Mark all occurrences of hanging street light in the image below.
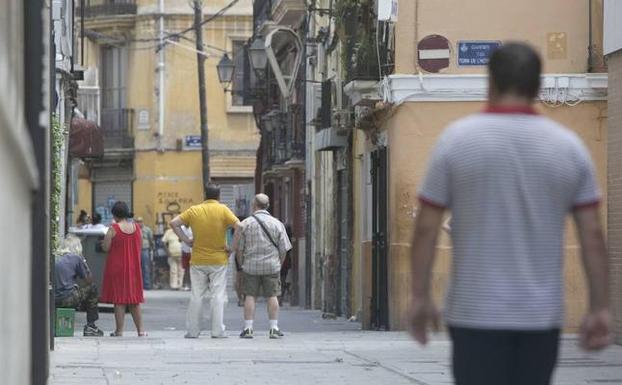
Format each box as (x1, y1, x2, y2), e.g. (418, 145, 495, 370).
(248, 36, 268, 73)
(216, 54, 235, 86)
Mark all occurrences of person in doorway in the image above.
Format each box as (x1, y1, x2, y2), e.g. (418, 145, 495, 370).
(235, 194, 292, 339)
(100, 201, 146, 337)
(170, 183, 240, 338)
(180, 224, 193, 291)
(409, 43, 612, 385)
(162, 225, 184, 290)
(54, 234, 104, 336)
(136, 217, 154, 290)
(278, 224, 293, 306)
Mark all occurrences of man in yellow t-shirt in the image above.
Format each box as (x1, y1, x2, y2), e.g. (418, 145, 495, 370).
(170, 183, 239, 338)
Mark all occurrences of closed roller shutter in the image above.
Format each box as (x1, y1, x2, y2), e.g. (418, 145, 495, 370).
(93, 166, 133, 224)
(216, 181, 254, 218)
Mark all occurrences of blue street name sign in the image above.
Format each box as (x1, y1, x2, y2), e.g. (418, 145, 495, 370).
(457, 41, 502, 66)
(185, 135, 202, 148)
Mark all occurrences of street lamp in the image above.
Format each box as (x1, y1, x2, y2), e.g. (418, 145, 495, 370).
(248, 36, 268, 73)
(216, 54, 235, 86)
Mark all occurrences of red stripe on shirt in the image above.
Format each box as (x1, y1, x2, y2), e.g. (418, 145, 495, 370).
(573, 200, 600, 211)
(418, 196, 447, 210)
(483, 105, 538, 115)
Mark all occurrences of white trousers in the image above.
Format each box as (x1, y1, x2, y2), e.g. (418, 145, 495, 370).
(186, 264, 228, 337)
(168, 257, 184, 289)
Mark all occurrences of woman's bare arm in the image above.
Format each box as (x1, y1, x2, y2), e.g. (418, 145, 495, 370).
(102, 226, 115, 252)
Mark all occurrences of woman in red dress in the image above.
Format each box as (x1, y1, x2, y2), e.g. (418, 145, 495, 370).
(100, 201, 146, 336)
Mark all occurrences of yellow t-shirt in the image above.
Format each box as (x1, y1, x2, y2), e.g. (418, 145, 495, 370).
(178, 200, 239, 265)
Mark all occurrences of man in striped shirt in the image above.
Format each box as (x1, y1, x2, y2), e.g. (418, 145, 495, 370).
(410, 43, 612, 385)
(235, 194, 292, 339)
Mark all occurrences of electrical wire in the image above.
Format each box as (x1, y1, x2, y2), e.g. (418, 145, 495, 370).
(163, 0, 240, 42)
(82, 0, 240, 46)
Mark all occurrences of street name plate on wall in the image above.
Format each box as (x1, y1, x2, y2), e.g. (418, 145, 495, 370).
(185, 135, 202, 148)
(137, 109, 150, 130)
(457, 41, 502, 66)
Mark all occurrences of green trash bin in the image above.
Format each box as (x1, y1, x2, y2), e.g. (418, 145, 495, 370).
(55, 308, 75, 337)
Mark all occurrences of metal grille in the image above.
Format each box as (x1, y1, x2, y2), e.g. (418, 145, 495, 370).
(93, 166, 133, 224)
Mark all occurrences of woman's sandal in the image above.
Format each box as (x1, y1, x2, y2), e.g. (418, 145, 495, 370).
(138, 331, 148, 337)
(110, 332, 122, 337)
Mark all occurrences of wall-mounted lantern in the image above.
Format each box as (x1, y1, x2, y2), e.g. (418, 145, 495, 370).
(248, 36, 268, 73)
(216, 54, 235, 86)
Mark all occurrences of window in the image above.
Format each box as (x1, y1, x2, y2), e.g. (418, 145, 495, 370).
(231, 40, 245, 106)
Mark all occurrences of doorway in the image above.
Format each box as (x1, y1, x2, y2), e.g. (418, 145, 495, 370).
(371, 147, 389, 330)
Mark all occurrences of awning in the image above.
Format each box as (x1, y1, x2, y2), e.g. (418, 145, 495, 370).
(70, 117, 104, 158)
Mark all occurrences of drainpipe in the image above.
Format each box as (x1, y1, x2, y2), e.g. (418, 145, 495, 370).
(588, 0, 593, 72)
(158, 0, 165, 149)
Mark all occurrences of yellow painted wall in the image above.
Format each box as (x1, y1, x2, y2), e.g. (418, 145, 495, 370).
(75, 178, 93, 223)
(351, 129, 365, 319)
(395, 0, 604, 74)
(385, 101, 607, 331)
(129, 12, 259, 152)
(133, 151, 204, 231)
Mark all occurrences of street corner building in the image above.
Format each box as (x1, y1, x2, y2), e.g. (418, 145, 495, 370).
(247, 0, 622, 334)
(346, 0, 612, 332)
(70, 0, 259, 235)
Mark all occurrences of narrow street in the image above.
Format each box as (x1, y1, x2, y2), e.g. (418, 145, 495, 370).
(50, 274, 622, 385)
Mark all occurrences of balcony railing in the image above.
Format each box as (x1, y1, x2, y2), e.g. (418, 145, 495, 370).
(271, 0, 305, 26)
(100, 108, 134, 150)
(253, 0, 272, 30)
(78, 0, 137, 18)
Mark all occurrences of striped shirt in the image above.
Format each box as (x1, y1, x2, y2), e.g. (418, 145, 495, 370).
(419, 107, 600, 330)
(238, 210, 292, 275)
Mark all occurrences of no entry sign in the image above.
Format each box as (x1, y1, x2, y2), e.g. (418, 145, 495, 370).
(418, 35, 450, 73)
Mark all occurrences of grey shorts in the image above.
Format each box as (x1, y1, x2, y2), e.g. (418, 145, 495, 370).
(242, 272, 281, 298)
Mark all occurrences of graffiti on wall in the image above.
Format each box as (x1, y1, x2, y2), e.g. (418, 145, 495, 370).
(154, 191, 195, 235)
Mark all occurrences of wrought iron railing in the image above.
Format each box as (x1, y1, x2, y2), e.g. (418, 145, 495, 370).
(78, 0, 137, 18)
(253, 0, 272, 30)
(100, 108, 134, 149)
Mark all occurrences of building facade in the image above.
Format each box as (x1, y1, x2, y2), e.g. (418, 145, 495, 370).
(347, 0, 609, 330)
(604, 0, 622, 343)
(249, 0, 307, 306)
(74, 0, 258, 233)
(2, 1, 50, 384)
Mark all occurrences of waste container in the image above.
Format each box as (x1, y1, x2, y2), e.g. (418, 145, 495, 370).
(69, 227, 111, 309)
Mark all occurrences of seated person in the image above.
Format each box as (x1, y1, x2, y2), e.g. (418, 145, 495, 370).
(54, 234, 104, 336)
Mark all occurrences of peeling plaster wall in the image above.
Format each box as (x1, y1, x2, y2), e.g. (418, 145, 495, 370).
(385, 101, 607, 331)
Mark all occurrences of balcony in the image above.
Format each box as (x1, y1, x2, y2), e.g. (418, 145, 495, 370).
(271, 0, 305, 27)
(78, 0, 137, 18)
(253, 0, 273, 32)
(77, 0, 137, 32)
(100, 108, 134, 151)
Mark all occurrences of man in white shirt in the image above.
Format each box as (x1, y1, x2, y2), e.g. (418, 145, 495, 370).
(410, 43, 612, 385)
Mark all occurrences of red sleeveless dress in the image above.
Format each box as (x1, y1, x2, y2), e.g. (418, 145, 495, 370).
(100, 223, 144, 304)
